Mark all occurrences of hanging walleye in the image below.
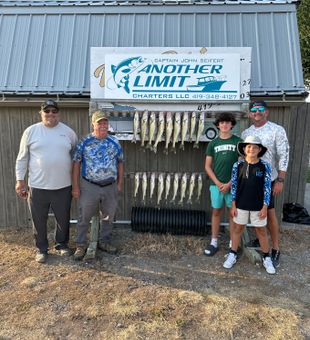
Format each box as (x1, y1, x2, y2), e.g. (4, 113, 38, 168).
(149, 172, 156, 199)
(157, 173, 165, 205)
(164, 112, 173, 154)
(196, 173, 203, 202)
(180, 111, 189, 150)
(172, 112, 181, 153)
(140, 111, 149, 147)
(133, 172, 140, 198)
(147, 111, 156, 149)
(153, 111, 165, 154)
(164, 173, 171, 201)
(132, 111, 140, 143)
(189, 111, 197, 143)
(187, 173, 196, 204)
(179, 173, 188, 205)
(171, 173, 180, 203)
(194, 112, 205, 148)
(141, 172, 148, 204)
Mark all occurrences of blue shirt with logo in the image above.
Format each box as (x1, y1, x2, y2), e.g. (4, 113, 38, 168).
(73, 134, 124, 184)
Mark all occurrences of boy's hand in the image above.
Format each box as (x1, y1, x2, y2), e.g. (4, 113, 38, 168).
(220, 182, 230, 194)
(258, 205, 268, 219)
(230, 202, 237, 217)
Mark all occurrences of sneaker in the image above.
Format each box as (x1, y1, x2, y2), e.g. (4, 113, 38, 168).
(204, 244, 219, 257)
(35, 252, 47, 263)
(98, 241, 117, 254)
(73, 247, 86, 261)
(263, 256, 276, 274)
(223, 252, 237, 269)
(271, 249, 280, 268)
(246, 238, 260, 249)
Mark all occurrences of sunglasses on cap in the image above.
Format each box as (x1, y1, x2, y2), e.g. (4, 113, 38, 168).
(250, 107, 265, 113)
(43, 109, 59, 113)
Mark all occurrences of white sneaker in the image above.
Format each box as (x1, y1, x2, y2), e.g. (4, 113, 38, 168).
(223, 252, 237, 269)
(263, 256, 276, 275)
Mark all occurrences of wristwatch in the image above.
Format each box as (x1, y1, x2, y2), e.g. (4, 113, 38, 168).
(276, 177, 285, 183)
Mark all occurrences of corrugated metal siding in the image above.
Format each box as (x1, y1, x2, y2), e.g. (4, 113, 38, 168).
(0, 2, 304, 96)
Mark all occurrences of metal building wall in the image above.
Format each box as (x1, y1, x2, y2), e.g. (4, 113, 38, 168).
(1, 103, 309, 228)
(0, 1, 304, 97)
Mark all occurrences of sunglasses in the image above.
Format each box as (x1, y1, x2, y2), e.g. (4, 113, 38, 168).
(250, 107, 265, 113)
(44, 109, 59, 113)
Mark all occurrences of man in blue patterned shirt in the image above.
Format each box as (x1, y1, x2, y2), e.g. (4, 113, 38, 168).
(72, 110, 124, 260)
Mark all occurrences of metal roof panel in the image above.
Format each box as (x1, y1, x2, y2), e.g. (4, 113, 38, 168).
(0, 1, 304, 96)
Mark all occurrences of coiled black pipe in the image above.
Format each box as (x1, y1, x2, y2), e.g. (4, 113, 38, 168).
(131, 206, 208, 236)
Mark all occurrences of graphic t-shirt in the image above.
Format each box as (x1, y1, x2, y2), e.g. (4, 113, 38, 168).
(206, 134, 242, 185)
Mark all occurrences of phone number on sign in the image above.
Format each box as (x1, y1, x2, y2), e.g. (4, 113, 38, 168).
(190, 93, 238, 100)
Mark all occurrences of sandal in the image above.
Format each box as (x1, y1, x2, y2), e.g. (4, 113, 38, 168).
(204, 244, 219, 257)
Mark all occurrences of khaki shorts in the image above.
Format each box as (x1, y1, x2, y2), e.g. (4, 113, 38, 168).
(233, 208, 267, 227)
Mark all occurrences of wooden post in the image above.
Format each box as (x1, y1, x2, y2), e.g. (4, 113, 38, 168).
(84, 214, 99, 260)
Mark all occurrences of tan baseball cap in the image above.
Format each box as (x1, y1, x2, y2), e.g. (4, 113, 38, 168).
(91, 110, 109, 123)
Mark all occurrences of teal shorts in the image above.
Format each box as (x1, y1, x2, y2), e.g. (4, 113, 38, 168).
(209, 185, 232, 209)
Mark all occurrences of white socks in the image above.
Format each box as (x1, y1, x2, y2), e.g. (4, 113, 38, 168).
(211, 238, 218, 248)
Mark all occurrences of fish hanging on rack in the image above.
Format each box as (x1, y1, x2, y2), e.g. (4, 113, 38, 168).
(194, 112, 205, 148)
(164, 173, 171, 201)
(179, 173, 188, 205)
(189, 111, 197, 143)
(133, 172, 140, 198)
(172, 112, 181, 153)
(164, 112, 173, 154)
(140, 111, 148, 147)
(153, 111, 165, 154)
(171, 173, 180, 203)
(180, 111, 189, 150)
(157, 173, 165, 205)
(196, 173, 203, 202)
(142, 172, 148, 204)
(187, 173, 196, 204)
(132, 111, 140, 143)
(147, 112, 156, 149)
(149, 172, 156, 199)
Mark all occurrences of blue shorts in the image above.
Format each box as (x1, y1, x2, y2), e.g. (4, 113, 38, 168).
(209, 185, 232, 209)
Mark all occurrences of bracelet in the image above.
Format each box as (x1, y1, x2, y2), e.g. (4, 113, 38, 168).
(276, 177, 285, 183)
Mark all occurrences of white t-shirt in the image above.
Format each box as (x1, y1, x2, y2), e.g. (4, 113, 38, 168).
(241, 121, 289, 181)
(16, 122, 78, 190)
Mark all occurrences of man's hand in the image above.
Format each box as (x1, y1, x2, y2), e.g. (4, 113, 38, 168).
(220, 182, 231, 194)
(15, 180, 28, 199)
(72, 186, 80, 199)
(273, 181, 284, 196)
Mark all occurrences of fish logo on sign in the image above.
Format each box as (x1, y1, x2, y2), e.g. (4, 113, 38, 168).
(109, 56, 144, 94)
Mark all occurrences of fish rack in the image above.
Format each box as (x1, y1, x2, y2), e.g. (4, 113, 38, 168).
(131, 206, 209, 236)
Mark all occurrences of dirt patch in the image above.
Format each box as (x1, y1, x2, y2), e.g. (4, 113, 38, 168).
(0, 225, 309, 339)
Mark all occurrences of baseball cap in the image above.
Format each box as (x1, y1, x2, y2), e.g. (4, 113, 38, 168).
(249, 100, 268, 109)
(41, 99, 59, 111)
(91, 110, 109, 123)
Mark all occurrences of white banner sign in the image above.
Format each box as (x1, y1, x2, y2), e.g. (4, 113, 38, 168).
(103, 54, 240, 101)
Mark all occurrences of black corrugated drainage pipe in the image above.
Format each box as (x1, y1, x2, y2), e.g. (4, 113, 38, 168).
(131, 206, 208, 236)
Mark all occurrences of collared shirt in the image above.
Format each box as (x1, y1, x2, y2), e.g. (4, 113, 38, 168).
(73, 134, 124, 184)
(241, 121, 289, 181)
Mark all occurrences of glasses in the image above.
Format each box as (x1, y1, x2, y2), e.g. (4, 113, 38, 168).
(250, 107, 265, 113)
(44, 109, 59, 114)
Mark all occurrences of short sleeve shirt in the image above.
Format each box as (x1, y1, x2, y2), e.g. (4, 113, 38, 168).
(206, 134, 242, 185)
(73, 134, 124, 184)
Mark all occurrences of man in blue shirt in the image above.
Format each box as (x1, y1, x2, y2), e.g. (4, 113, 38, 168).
(72, 110, 124, 260)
